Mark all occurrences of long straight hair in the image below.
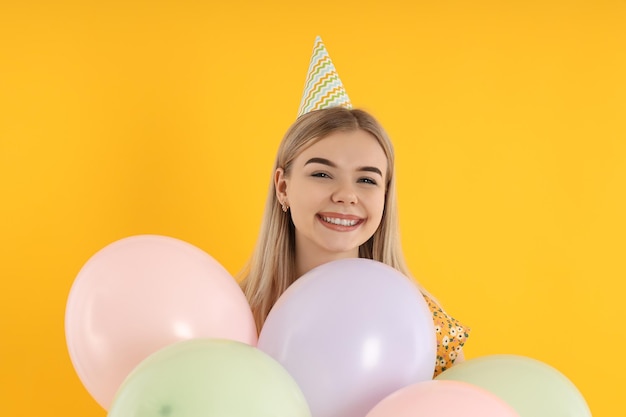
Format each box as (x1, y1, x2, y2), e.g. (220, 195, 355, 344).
(239, 107, 429, 331)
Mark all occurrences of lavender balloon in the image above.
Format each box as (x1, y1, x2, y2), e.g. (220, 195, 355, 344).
(257, 258, 436, 417)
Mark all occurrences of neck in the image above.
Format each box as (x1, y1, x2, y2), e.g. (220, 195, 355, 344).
(294, 244, 359, 278)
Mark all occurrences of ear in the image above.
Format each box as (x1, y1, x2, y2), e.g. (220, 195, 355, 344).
(274, 167, 288, 204)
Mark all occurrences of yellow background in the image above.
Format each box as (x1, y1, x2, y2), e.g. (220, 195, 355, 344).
(1, 1, 624, 416)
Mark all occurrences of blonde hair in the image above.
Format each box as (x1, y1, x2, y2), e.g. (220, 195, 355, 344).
(239, 107, 428, 332)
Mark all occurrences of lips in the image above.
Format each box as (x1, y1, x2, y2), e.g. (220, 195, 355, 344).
(317, 213, 364, 230)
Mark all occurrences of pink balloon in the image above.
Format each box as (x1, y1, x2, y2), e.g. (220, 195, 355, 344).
(366, 380, 520, 417)
(65, 235, 257, 410)
(257, 258, 436, 417)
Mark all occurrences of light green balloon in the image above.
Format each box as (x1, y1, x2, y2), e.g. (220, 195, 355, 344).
(435, 354, 591, 417)
(107, 339, 311, 417)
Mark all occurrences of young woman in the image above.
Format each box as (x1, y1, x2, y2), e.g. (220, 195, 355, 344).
(239, 106, 469, 376)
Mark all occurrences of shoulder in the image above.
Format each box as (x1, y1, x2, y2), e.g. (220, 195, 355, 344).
(422, 293, 471, 376)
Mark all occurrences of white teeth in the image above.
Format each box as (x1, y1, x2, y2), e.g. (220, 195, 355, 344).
(322, 216, 358, 226)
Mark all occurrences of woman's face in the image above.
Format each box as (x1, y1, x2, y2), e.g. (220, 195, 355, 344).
(275, 128, 388, 265)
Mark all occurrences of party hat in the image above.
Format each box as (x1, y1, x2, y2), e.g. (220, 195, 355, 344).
(297, 36, 352, 117)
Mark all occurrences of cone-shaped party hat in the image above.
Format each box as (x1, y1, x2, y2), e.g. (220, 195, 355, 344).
(297, 36, 352, 117)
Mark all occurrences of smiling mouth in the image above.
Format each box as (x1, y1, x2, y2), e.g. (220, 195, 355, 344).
(320, 215, 361, 227)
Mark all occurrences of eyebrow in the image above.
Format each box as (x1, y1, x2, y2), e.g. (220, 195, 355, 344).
(304, 157, 383, 177)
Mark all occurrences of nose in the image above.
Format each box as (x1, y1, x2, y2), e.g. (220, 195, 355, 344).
(331, 180, 358, 205)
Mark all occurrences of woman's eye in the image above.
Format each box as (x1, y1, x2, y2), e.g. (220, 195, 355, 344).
(359, 177, 377, 185)
(311, 172, 330, 178)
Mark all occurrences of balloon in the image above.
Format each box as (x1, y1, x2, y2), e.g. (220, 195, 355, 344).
(257, 258, 436, 417)
(108, 338, 311, 417)
(65, 235, 257, 410)
(436, 354, 591, 417)
(365, 380, 520, 417)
